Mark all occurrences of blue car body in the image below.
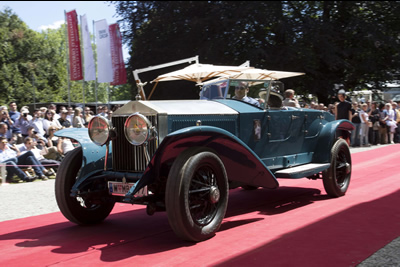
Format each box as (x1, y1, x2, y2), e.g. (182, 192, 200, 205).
(56, 97, 353, 201)
(54, 76, 354, 242)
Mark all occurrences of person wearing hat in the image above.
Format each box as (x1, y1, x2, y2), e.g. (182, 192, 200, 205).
(14, 107, 33, 138)
(233, 82, 260, 107)
(335, 89, 352, 121)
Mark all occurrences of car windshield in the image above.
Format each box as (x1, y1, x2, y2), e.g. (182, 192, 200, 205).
(200, 81, 228, 100)
(200, 78, 284, 109)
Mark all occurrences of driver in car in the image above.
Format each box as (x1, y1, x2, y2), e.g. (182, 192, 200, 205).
(233, 82, 260, 107)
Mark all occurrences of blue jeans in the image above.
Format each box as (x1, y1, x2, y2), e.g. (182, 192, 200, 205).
(351, 123, 361, 146)
(2, 151, 45, 179)
(360, 123, 369, 146)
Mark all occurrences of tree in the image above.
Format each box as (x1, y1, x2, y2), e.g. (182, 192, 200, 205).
(111, 1, 400, 103)
(0, 7, 118, 107)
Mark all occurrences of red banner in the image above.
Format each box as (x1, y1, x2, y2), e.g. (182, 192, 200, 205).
(66, 10, 83, 81)
(109, 23, 127, 85)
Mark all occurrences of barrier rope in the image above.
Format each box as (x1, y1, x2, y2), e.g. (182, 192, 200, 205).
(0, 163, 59, 167)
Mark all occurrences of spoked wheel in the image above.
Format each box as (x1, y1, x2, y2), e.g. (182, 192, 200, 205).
(55, 147, 115, 224)
(322, 138, 352, 197)
(166, 148, 228, 242)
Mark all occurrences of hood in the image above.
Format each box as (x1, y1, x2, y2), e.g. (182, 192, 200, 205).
(113, 100, 238, 116)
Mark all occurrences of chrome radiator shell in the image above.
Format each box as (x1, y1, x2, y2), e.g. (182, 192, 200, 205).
(111, 115, 158, 172)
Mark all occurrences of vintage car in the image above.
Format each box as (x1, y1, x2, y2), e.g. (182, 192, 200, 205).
(54, 66, 354, 242)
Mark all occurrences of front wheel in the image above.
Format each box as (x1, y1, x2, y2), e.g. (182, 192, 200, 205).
(322, 138, 352, 197)
(55, 147, 115, 224)
(166, 149, 229, 242)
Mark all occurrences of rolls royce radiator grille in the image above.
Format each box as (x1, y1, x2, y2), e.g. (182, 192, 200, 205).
(111, 115, 158, 172)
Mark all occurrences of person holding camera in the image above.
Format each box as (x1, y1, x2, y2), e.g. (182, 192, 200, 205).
(0, 106, 14, 140)
(14, 107, 33, 138)
(31, 109, 46, 139)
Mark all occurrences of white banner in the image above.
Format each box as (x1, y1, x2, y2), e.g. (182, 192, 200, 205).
(81, 14, 96, 81)
(95, 19, 113, 83)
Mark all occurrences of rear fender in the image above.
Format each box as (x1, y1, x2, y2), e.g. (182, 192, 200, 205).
(313, 120, 354, 163)
(127, 126, 279, 198)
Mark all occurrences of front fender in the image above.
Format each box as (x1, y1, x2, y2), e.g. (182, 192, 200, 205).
(313, 120, 354, 163)
(127, 126, 279, 198)
(55, 128, 109, 180)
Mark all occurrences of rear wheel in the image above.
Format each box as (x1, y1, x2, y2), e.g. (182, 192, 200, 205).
(166, 149, 228, 242)
(55, 147, 114, 224)
(322, 139, 352, 197)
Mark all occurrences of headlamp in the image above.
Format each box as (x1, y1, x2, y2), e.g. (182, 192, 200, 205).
(124, 113, 153, 146)
(88, 116, 111, 146)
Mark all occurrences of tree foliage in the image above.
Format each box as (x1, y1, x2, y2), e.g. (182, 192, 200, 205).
(112, 1, 400, 104)
(0, 7, 122, 107)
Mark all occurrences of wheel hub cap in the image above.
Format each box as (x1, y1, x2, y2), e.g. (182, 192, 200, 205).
(345, 162, 351, 174)
(209, 186, 220, 203)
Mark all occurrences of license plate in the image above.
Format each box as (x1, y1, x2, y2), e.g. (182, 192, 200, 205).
(108, 181, 135, 195)
(108, 182, 148, 197)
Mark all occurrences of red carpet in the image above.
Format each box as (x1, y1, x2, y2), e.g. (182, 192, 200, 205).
(0, 145, 399, 266)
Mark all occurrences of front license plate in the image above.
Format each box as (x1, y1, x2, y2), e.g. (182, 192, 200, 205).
(108, 181, 135, 195)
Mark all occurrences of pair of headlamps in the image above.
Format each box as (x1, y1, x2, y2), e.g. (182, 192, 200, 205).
(88, 113, 154, 146)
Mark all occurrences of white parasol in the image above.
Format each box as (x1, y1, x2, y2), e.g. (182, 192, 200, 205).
(152, 63, 252, 84)
(222, 68, 305, 80)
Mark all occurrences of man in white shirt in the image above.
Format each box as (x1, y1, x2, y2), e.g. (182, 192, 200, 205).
(282, 89, 301, 108)
(31, 109, 46, 138)
(66, 106, 74, 123)
(0, 137, 50, 182)
(16, 137, 59, 174)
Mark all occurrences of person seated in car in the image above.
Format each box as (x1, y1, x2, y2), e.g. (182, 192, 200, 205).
(233, 82, 260, 107)
(268, 91, 284, 109)
(282, 89, 300, 108)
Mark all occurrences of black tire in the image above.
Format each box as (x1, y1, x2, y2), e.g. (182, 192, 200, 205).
(166, 149, 229, 242)
(322, 138, 352, 197)
(55, 147, 114, 225)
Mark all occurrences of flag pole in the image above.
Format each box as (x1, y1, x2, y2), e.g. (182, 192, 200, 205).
(64, 10, 71, 107)
(80, 16, 85, 109)
(93, 19, 98, 114)
(79, 15, 85, 110)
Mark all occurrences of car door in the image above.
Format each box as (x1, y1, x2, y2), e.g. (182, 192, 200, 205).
(254, 109, 306, 169)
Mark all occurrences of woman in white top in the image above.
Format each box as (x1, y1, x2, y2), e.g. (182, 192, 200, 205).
(359, 103, 370, 147)
(72, 107, 85, 128)
(57, 137, 75, 156)
(43, 110, 62, 134)
(383, 103, 398, 144)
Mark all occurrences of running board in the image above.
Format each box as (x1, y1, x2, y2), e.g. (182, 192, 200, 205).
(274, 163, 330, 178)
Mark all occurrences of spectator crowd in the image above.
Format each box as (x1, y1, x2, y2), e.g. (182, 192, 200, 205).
(1, 94, 398, 184)
(0, 102, 118, 184)
(299, 92, 400, 147)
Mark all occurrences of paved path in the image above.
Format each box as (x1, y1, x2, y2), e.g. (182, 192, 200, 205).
(0, 144, 399, 266)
